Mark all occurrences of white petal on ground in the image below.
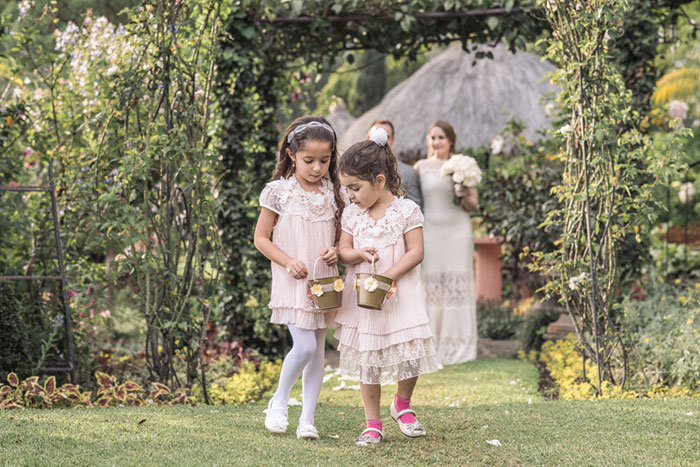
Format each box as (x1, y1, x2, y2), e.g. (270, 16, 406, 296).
(287, 398, 302, 406)
(322, 373, 336, 383)
(332, 381, 347, 391)
(486, 439, 502, 447)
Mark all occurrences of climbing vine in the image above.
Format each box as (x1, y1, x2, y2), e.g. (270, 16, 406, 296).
(536, 0, 692, 395)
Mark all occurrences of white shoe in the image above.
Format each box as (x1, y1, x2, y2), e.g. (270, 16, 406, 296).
(355, 427, 385, 446)
(296, 424, 320, 440)
(263, 398, 288, 434)
(390, 400, 426, 438)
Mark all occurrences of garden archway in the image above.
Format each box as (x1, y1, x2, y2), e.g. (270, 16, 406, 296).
(216, 1, 547, 355)
(215, 1, 694, 394)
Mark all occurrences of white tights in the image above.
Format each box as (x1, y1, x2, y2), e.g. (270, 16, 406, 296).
(270, 325, 326, 426)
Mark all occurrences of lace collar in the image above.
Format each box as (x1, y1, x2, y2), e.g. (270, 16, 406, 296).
(357, 196, 400, 224)
(278, 176, 336, 221)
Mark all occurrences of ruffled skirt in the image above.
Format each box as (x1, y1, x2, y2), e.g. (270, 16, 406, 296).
(270, 306, 335, 330)
(334, 323, 441, 384)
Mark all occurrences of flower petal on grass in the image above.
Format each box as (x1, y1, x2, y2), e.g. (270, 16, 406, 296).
(287, 398, 302, 406)
(486, 439, 502, 447)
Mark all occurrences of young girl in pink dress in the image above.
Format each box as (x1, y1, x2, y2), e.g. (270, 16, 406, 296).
(335, 128, 441, 446)
(254, 115, 345, 440)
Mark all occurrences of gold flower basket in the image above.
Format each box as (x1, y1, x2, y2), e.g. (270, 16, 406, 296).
(355, 257, 395, 310)
(307, 256, 344, 311)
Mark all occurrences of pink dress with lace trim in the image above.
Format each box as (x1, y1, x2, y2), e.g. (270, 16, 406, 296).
(259, 176, 339, 330)
(334, 197, 441, 384)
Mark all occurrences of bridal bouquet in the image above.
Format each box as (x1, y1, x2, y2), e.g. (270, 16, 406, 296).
(440, 154, 482, 204)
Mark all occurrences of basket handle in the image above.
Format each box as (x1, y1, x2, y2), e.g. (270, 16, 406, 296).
(370, 255, 376, 274)
(312, 256, 325, 281)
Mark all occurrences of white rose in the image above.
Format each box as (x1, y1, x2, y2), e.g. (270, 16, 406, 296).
(559, 124, 573, 134)
(452, 171, 466, 184)
(679, 182, 696, 204)
(441, 159, 455, 176)
(490, 135, 504, 155)
(669, 100, 689, 120)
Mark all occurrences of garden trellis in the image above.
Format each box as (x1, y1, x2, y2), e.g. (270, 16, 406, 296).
(0, 160, 76, 383)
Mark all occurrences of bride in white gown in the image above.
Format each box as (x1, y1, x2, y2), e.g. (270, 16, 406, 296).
(414, 121, 478, 365)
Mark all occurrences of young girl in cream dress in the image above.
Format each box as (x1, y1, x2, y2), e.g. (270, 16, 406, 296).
(335, 128, 440, 446)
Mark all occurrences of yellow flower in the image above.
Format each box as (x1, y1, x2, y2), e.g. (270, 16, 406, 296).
(333, 279, 345, 292)
(386, 283, 398, 299)
(310, 283, 324, 297)
(363, 276, 378, 292)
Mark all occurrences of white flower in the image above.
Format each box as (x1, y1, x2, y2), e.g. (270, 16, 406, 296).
(369, 126, 388, 147)
(559, 124, 573, 134)
(194, 89, 205, 99)
(679, 182, 696, 204)
(17, 1, 30, 22)
(490, 135, 504, 155)
(363, 276, 379, 292)
(568, 272, 587, 290)
(440, 154, 482, 188)
(544, 101, 556, 117)
(310, 283, 324, 297)
(669, 100, 689, 120)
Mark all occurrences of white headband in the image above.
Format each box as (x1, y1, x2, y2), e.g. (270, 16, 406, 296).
(287, 121, 334, 143)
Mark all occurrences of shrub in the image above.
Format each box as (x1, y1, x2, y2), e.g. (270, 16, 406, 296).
(477, 302, 522, 340)
(621, 278, 700, 389)
(533, 333, 700, 400)
(192, 359, 281, 405)
(515, 304, 560, 352)
(0, 371, 195, 410)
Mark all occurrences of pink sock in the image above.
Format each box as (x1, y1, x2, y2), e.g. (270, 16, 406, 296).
(366, 420, 383, 439)
(395, 394, 417, 423)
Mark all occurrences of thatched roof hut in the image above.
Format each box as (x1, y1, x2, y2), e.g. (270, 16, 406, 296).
(338, 44, 558, 162)
(326, 101, 356, 140)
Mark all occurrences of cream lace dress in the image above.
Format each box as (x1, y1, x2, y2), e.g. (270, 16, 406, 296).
(415, 157, 477, 365)
(259, 176, 339, 330)
(334, 197, 441, 384)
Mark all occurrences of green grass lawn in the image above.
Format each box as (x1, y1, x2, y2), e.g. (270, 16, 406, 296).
(2, 359, 699, 466)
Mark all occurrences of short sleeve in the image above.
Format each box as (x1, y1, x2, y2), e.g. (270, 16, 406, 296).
(341, 204, 357, 235)
(259, 183, 281, 214)
(403, 200, 424, 234)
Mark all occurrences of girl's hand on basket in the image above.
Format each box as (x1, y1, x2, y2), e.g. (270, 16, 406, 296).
(320, 247, 338, 266)
(358, 247, 379, 264)
(285, 259, 308, 279)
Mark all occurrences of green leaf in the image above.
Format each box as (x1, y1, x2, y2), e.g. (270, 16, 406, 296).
(486, 16, 500, 31)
